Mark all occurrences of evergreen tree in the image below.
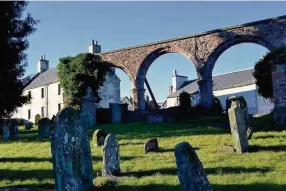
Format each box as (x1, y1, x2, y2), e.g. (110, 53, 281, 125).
(0, 2, 38, 119)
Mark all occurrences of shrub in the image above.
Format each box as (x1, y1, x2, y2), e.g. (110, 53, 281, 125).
(178, 91, 191, 119)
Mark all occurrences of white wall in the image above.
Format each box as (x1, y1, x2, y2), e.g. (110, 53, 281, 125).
(166, 97, 178, 108)
(257, 94, 274, 114)
(12, 82, 64, 123)
(172, 76, 188, 92)
(98, 71, 121, 108)
(121, 98, 133, 111)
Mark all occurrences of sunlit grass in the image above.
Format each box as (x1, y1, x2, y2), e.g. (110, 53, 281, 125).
(0, 121, 286, 190)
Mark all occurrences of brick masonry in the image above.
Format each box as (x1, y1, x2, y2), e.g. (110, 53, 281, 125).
(98, 15, 286, 112)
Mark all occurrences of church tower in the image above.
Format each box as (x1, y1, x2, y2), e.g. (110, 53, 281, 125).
(88, 40, 101, 54)
(37, 55, 49, 73)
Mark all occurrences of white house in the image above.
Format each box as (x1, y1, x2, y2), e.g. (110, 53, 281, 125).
(12, 40, 121, 123)
(166, 69, 274, 115)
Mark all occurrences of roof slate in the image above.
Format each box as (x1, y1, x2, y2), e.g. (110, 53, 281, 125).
(24, 68, 58, 90)
(167, 68, 255, 98)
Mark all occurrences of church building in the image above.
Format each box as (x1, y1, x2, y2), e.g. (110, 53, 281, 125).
(12, 40, 121, 123)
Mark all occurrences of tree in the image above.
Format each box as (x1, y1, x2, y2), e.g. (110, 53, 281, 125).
(57, 53, 111, 108)
(253, 46, 286, 101)
(0, 2, 38, 119)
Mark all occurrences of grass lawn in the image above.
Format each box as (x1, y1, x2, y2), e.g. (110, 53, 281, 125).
(0, 120, 286, 190)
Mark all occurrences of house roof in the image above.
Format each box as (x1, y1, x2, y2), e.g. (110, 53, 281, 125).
(24, 67, 120, 91)
(24, 68, 58, 90)
(167, 68, 255, 98)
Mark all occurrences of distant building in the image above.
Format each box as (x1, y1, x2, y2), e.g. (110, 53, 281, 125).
(12, 40, 121, 123)
(166, 69, 274, 115)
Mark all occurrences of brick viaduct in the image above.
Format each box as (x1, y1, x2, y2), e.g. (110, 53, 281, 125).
(97, 15, 286, 113)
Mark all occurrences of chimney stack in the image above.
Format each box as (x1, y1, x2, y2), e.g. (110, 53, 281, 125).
(145, 95, 150, 103)
(37, 55, 49, 73)
(169, 86, 173, 94)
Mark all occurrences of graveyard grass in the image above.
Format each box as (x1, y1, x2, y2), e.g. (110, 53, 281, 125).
(1, 119, 286, 191)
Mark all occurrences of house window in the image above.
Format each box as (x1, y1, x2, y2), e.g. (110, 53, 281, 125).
(58, 84, 61, 95)
(28, 91, 31, 98)
(41, 88, 44, 98)
(41, 107, 44, 117)
(28, 109, 31, 119)
(58, 103, 61, 111)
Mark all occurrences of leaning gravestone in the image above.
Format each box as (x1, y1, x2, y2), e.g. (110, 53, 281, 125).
(175, 142, 213, 191)
(228, 99, 249, 154)
(35, 114, 41, 126)
(110, 103, 121, 124)
(103, 134, 120, 176)
(38, 118, 51, 140)
(51, 107, 94, 191)
(144, 138, 159, 153)
(93, 129, 106, 147)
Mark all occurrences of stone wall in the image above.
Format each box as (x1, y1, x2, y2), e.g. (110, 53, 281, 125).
(271, 64, 286, 124)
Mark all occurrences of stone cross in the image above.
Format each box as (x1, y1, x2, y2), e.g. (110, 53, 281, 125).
(51, 107, 94, 191)
(109, 103, 121, 124)
(174, 142, 212, 191)
(80, 87, 97, 126)
(38, 118, 51, 140)
(93, 129, 106, 147)
(228, 99, 249, 153)
(102, 134, 120, 176)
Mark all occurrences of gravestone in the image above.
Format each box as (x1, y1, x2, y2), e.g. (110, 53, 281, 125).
(103, 134, 120, 176)
(109, 103, 121, 124)
(51, 107, 94, 191)
(174, 142, 212, 191)
(38, 118, 52, 140)
(81, 111, 93, 129)
(2, 123, 10, 141)
(8, 119, 19, 139)
(228, 99, 249, 154)
(247, 127, 254, 140)
(93, 129, 106, 147)
(80, 87, 97, 126)
(144, 138, 159, 153)
(35, 114, 41, 126)
(25, 123, 33, 131)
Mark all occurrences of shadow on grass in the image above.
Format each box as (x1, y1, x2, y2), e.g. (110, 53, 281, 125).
(0, 183, 54, 190)
(254, 135, 286, 139)
(120, 168, 177, 178)
(249, 145, 286, 152)
(0, 169, 54, 181)
(205, 166, 272, 174)
(119, 142, 145, 146)
(0, 157, 52, 163)
(95, 183, 286, 191)
(92, 156, 136, 162)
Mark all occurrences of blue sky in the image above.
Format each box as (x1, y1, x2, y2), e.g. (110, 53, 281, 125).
(25, 2, 286, 102)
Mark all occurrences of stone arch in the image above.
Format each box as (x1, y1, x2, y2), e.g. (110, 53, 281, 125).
(136, 45, 198, 88)
(206, 34, 273, 72)
(134, 45, 198, 112)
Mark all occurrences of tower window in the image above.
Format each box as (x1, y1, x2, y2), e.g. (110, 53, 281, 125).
(41, 88, 44, 98)
(28, 109, 31, 119)
(58, 103, 61, 111)
(58, 84, 61, 95)
(41, 107, 44, 117)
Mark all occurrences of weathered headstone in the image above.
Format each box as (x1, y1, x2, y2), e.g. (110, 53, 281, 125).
(144, 138, 159, 153)
(93, 129, 106, 147)
(103, 134, 120, 176)
(81, 111, 93, 129)
(109, 103, 121, 124)
(80, 87, 97, 126)
(228, 99, 249, 153)
(25, 123, 33, 131)
(8, 119, 19, 139)
(51, 107, 94, 191)
(247, 127, 254, 140)
(2, 123, 10, 141)
(35, 114, 41, 126)
(174, 142, 213, 191)
(38, 118, 51, 140)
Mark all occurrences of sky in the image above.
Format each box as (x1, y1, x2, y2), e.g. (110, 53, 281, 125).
(24, 1, 286, 102)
